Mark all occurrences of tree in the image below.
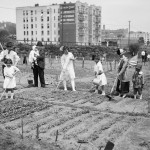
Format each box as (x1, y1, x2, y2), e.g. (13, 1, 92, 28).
(129, 43, 140, 56)
(138, 37, 144, 45)
(0, 29, 10, 44)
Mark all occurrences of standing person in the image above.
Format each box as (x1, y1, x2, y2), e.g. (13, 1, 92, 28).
(59, 46, 76, 91)
(116, 48, 128, 97)
(0, 42, 20, 78)
(23, 54, 27, 65)
(147, 53, 150, 62)
(3, 59, 20, 99)
(29, 41, 45, 87)
(144, 50, 148, 65)
(141, 50, 145, 65)
(93, 56, 107, 95)
(132, 64, 144, 99)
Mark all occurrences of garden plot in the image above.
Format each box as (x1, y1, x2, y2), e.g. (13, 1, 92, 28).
(0, 59, 150, 150)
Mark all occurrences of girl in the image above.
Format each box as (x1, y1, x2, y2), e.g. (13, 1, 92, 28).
(132, 64, 144, 99)
(93, 56, 107, 95)
(3, 59, 20, 99)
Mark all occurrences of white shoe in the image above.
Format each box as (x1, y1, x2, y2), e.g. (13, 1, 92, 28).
(140, 95, 142, 99)
(101, 92, 105, 96)
(64, 88, 67, 91)
(94, 90, 98, 94)
(72, 89, 76, 92)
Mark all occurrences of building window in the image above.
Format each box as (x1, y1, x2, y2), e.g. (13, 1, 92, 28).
(31, 10, 33, 15)
(26, 18, 28, 22)
(41, 16, 43, 22)
(26, 24, 28, 29)
(47, 23, 49, 28)
(23, 18, 25, 22)
(31, 24, 33, 29)
(26, 10, 28, 15)
(36, 31, 37, 35)
(27, 38, 28, 41)
(54, 9, 55, 13)
(24, 24, 25, 29)
(47, 9, 49, 14)
(24, 31, 25, 35)
(41, 31, 44, 35)
(35, 10, 37, 14)
(41, 38, 44, 41)
(54, 30, 56, 35)
(47, 17, 49, 21)
(41, 24, 43, 29)
(54, 16, 55, 20)
(47, 31, 49, 35)
(41, 10, 43, 14)
(35, 24, 37, 28)
(47, 38, 50, 42)
(36, 38, 37, 41)
(35, 17, 37, 21)
(31, 31, 33, 35)
(24, 38, 26, 41)
(31, 17, 33, 22)
(23, 11, 25, 15)
(54, 23, 55, 28)
(54, 37, 56, 42)
(27, 31, 28, 35)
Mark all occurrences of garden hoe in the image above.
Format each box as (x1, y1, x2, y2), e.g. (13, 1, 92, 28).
(105, 77, 118, 101)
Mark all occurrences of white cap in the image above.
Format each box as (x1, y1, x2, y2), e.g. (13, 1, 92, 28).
(60, 46, 64, 51)
(120, 49, 124, 54)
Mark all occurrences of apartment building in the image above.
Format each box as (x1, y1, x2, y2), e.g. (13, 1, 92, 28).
(16, 1, 102, 45)
(16, 4, 60, 44)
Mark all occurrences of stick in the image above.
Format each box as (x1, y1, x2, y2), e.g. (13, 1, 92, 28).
(110, 77, 118, 94)
(36, 124, 39, 139)
(21, 117, 24, 139)
(55, 130, 58, 142)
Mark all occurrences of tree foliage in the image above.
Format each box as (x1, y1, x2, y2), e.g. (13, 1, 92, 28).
(129, 43, 140, 56)
(138, 37, 144, 45)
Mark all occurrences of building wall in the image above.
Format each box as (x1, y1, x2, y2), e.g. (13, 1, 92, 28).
(16, 4, 59, 44)
(59, 3, 76, 45)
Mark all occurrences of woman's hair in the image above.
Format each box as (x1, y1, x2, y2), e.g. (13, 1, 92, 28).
(6, 59, 13, 64)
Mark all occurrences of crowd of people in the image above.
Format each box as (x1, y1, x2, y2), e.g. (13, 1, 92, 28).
(0, 41, 146, 100)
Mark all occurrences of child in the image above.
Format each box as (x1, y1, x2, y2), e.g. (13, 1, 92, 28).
(3, 59, 20, 99)
(132, 64, 144, 99)
(93, 56, 107, 95)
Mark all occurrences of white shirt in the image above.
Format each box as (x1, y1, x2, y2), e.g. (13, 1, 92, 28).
(0, 49, 20, 65)
(141, 51, 145, 56)
(28, 50, 39, 63)
(94, 61, 104, 74)
(147, 54, 150, 58)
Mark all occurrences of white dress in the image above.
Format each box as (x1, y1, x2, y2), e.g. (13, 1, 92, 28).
(94, 61, 107, 86)
(60, 52, 75, 81)
(3, 66, 20, 89)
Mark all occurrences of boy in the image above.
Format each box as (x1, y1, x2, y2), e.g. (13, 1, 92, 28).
(132, 64, 144, 99)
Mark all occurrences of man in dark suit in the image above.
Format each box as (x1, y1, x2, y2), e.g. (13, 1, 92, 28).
(30, 41, 46, 88)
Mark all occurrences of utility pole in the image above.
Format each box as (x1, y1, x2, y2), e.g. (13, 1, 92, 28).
(128, 21, 131, 48)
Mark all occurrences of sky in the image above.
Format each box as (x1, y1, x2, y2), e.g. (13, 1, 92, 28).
(0, 0, 150, 32)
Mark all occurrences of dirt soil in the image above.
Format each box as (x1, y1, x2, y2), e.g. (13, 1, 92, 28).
(0, 60, 150, 150)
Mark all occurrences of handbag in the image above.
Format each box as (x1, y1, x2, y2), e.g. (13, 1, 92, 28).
(93, 77, 102, 86)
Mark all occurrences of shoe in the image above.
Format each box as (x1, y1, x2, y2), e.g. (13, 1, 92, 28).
(94, 90, 98, 94)
(64, 89, 68, 91)
(122, 94, 126, 98)
(72, 89, 76, 92)
(101, 92, 106, 96)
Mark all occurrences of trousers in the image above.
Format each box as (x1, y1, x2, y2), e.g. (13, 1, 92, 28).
(32, 65, 45, 87)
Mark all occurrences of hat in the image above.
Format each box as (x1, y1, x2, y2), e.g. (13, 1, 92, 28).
(6, 42, 14, 48)
(6, 59, 12, 64)
(36, 41, 43, 47)
(59, 46, 69, 51)
(136, 64, 142, 70)
(117, 48, 125, 55)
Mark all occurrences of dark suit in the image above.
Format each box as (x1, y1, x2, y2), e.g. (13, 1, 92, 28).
(33, 47, 45, 87)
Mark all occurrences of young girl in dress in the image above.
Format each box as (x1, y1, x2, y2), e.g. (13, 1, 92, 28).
(93, 56, 107, 95)
(3, 59, 20, 99)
